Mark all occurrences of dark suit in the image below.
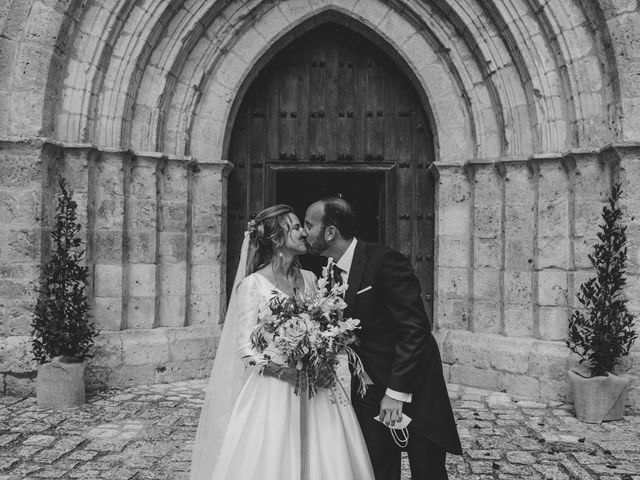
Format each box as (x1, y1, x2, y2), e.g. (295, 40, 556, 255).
(344, 241, 461, 480)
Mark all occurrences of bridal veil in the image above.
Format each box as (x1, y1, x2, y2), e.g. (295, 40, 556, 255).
(189, 233, 252, 480)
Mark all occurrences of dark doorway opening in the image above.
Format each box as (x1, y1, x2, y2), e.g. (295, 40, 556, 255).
(276, 170, 386, 272)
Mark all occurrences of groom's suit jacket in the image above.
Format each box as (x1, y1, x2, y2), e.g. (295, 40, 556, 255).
(345, 240, 462, 455)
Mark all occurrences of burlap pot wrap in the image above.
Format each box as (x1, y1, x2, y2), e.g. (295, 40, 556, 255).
(36, 357, 87, 409)
(568, 368, 632, 423)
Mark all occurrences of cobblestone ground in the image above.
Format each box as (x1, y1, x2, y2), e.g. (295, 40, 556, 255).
(1, 381, 639, 479)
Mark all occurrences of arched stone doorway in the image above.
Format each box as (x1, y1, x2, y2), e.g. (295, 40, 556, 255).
(226, 23, 435, 316)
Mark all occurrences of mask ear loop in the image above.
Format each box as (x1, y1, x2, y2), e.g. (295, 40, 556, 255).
(390, 427, 409, 449)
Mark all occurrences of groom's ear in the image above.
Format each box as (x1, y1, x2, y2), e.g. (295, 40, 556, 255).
(325, 225, 338, 241)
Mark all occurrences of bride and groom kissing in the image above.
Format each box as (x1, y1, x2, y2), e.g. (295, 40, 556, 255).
(190, 197, 462, 480)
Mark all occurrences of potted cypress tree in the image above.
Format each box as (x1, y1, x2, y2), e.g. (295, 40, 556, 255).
(32, 177, 98, 409)
(567, 183, 637, 423)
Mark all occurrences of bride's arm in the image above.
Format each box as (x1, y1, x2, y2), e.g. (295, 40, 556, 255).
(234, 276, 298, 383)
(234, 275, 264, 370)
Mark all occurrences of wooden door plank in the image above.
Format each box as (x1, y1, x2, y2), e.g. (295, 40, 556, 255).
(365, 54, 385, 160)
(326, 37, 338, 163)
(279, 47, 298, 161)
(396, 81, 414, 259)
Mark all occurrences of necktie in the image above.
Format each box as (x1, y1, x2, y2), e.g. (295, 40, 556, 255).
(330, 264, 343, 288)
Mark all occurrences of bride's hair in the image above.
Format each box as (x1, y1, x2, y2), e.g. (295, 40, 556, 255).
(245, 204, 302, 280)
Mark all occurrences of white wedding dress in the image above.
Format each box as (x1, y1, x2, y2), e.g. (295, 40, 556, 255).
(191, 269, 375, 480)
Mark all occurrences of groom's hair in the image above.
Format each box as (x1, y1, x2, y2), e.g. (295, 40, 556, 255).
(319, 196, 356, 240)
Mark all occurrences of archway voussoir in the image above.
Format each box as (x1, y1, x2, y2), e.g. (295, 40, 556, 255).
(376, 6, 417, 48)
(231, 26, 270, 66)
(350, 0, 391, 27)
(278, 0, 316, 23)
(252, 6, 292, 44)
(190, 117, 225, 162)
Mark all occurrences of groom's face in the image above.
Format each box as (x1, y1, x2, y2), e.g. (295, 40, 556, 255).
(304, 203, 329, 256)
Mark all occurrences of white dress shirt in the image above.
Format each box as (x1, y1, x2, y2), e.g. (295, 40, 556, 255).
(333, 238, 412, 403)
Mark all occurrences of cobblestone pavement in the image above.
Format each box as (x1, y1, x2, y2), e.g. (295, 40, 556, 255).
(0, 381, 639, 479)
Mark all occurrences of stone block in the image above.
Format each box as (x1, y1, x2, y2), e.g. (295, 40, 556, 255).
(130, 199, 157, 230)
(504, 238, 534, 270)
(449, 364, 502, 392)
(2, 299, 34, 336)
(157, 295, 186, 327)
(127, 264, 156, 297)
(529, 340, 570, 380)
(188, 294, 218, 326)
(539, 306, 568, 341)
(504, 271, 532, 304)
(439, 205, 470, 236)
(95, 197, 124, 229)
(503, 304, 534, 337)
(106, 364, 159, 388)
(436, 298, 469, 330)
(4, 374, 36, 396)
(437, 235, 470, 268)
(537, 162, 567, 200)
(191, 234, 220, 263)
(438, 169, 471, 204)
(90, 332, 124, 368)
(473, 167, 501, 204)
(5, 229, 39, 262)
(167, 327, 215, 362)
(472, 302, 501, 333)
(0, 335, 33, 372)
(441, 330, 490, 368)
(504, 165, 532, 201)
(121, 329, 170, 366)
(127, 231, 156, 263)
(474, 238, 500, 268)
(474, 206, 501, 238)
(499, 373, 541, 399)
(437, 267, 469, 298)
(489, 336, 533, 374)
(538, 201, 568, 237)
(538, 270, 568, 306)
(93, 297, 122, 331)
(158, 263, 186, 295)
(125, 297, 155, 329)
(573, 237, 596, 269)
(537, 237, 570, 269)
(93, 264, 122, 298)
(92, 230, 123, 264)
(154, 358, 214, 384)
(189, 264, 217, 295)
(504, 204, 534, 236)
(158, 232, 187, 263)
(574, 160, 606, 200)
(473, 268, 500, 301)
(191, 204, 221, 233)
(574, 201, 604, 237)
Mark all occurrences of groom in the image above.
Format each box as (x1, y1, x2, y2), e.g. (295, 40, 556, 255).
(304, 196, 462, 480)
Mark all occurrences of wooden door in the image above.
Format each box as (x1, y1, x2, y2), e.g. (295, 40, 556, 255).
(227, 23, 435, 315)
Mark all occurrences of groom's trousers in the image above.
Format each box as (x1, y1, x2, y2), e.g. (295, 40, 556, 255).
(353, 386, 448, 480)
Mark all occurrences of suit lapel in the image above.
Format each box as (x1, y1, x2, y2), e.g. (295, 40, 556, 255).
(344, 240, 367, 318)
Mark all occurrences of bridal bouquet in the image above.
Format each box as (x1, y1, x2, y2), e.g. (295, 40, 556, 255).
(249, 260, 368, 398)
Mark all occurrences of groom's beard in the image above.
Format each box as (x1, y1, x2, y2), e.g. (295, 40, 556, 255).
(305, 237, 328, 256)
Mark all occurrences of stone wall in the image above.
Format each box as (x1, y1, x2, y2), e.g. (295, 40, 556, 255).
(1, 0, 640, 411)
(1, 140, 230, 395)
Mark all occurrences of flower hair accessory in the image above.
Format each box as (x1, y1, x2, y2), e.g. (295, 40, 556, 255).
(246, 219, 257, 236)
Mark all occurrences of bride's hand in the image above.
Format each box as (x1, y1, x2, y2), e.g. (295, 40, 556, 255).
(313, 365, 335, 389)
(262, 362, 298, 385)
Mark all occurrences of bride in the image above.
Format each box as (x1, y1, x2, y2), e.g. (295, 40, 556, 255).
(190, 204, 375, 480)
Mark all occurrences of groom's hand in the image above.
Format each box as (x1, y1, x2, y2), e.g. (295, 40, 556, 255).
(379, 394, 404, 427)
